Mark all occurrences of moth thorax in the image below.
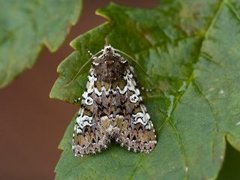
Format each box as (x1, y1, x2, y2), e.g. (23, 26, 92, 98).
(94, 58, 127, 83)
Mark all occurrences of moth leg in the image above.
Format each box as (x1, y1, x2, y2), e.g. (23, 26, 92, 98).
(74, 97, 81, 104)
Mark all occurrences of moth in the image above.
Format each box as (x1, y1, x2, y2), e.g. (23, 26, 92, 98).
(72, 45, 157, 156)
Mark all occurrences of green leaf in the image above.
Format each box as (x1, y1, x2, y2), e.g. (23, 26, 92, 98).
(0, 0, 82, 88)
(50, 0, 240, 179)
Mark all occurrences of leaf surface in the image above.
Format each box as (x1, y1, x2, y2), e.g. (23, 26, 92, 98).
(50, 0, 240, 179)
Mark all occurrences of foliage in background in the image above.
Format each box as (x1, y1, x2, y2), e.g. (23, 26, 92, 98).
(0, 0, 82, 88)
(50, 0, 240, 179)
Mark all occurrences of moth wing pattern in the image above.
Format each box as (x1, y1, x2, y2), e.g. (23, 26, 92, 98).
(72, 45, 157, 157)
(72, 108, 111, 156)
(72, 69, 112, 156)
(114, 68, 157, 153)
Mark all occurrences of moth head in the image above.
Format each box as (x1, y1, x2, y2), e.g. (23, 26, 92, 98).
(103, 45, 115, 56)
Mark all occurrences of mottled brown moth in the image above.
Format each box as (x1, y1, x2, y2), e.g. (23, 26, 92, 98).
(72, 45, 157, 156)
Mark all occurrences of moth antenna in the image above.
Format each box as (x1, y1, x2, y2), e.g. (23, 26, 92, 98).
(114, 49, 148, 76)
(64, 57, 92, 87)
(64, 49, 103, 87)
(114, 48, 153, 87)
